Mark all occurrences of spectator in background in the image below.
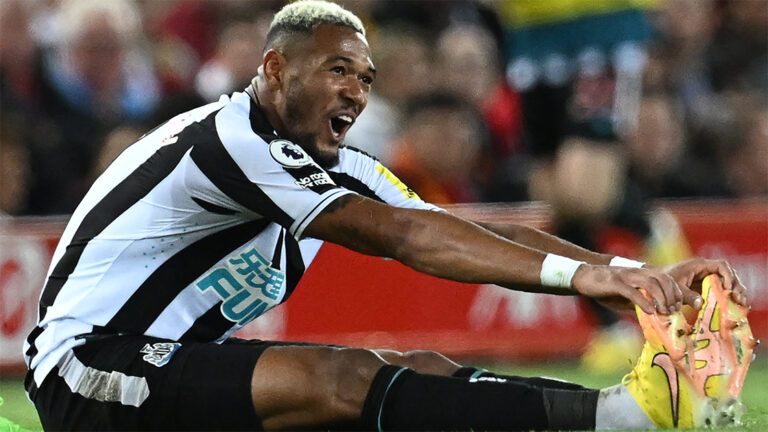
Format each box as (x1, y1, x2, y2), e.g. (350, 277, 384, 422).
(46, 0, 159, 123)
(645, 0, 767, 196)
(436, 24, 500, 108)
(343, 25, 433, 164)
(195, 17, 271, 102)
(0, 117, 31, 217)
(0, 0, 87, 214)
(434, 23, 525, 202)
(143, 0, 217, 70)
(149, 10, 273, 133)
(10, 0, 159, 214)
(625, 93, 731, 199)
(89, 125, 145, 180)
(723, 100, 768, 198)
(142, 1, 204, 97)
(528, 133, 650, 373)
(0, 0, 43, 113)
(390, 92, 487, 204)
(708, 0, 767, 97)
(497, 0, 660, 372)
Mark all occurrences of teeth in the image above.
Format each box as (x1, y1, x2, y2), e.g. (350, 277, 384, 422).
(331, 114, 353, 139)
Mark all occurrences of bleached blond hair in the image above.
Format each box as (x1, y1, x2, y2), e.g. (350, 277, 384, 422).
(264, 0, 365, 53)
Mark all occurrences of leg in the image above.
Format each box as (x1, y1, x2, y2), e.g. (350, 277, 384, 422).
(250, 345, 388, 430)
(375, 348, 594, 391)
(250, 345, 601, 431)
(373, 349, 461, 376)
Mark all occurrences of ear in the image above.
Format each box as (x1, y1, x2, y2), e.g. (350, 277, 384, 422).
(262, 49, 286, 90)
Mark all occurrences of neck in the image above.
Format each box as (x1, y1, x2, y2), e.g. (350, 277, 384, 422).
(249, 76, 286, 136)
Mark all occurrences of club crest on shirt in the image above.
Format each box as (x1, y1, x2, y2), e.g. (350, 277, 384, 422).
(269, 139, 312, 168)
(140, 342, 181, 367)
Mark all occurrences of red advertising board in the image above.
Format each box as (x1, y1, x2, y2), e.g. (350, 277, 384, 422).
(1, 200, 766, 370)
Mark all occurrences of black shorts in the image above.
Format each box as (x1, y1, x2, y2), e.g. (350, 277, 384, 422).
(28, 335, 334, 431)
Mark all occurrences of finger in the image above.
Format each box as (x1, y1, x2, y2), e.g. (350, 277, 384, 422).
(680, 284, 704, 310)
(730, 274, 748, 306)
(714, 260, 735, 291)
(646, 274, 673, 314)
(657, 272, 683, 311)
(626, 287, 656, 315)
(632, 273, 670, 314)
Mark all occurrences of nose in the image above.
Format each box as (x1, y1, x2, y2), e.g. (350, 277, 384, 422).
(341, 76, 367, 109)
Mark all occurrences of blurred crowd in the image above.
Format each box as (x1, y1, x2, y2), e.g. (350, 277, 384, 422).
(1, 0, 766, 219)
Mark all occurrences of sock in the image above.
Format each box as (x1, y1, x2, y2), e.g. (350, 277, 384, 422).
(595, 384, 656, 430)
(453, 366, 590, 391)
(543, 387, 599, 431)
(452, 366, 487, 379)
(361, 365, 408, 431)
(363, 365, 599, 431)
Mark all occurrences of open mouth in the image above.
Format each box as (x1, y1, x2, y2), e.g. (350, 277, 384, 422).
(329, 114, 354, 140)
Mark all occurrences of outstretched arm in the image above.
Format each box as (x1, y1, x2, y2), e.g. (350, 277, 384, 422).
(305, 195, 688, 314)
(475, 221, 613, 265)
(476, 221, 748, 308)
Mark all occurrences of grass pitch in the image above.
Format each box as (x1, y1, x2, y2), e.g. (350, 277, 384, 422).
(1, 357, 766, 431)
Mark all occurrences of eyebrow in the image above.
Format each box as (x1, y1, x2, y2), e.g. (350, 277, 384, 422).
(332, 55, 376, 76)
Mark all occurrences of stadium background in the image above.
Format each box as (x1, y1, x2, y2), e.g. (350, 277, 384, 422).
(1, 0, 766, 430)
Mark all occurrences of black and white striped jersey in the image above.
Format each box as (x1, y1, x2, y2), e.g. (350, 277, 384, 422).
(24, 90, 441, 387)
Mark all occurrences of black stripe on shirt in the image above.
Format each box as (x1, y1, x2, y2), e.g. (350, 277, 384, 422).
(24, 326, 44, 360)
(27, 120, 206, 362)
(283, 235, 305, 299)
(36, 116, 211, 320)
(328, 172, 384, 202)
(271, 229, 284, 268)
(179, 302, 236, 342)
(192, 197, 238, 215)
(248, 98, 275, 135)
(340, 144, 381, 162)
(282, 163, 338, 195)
(106, 219, 272, 334)
(189, 116, 294, 228)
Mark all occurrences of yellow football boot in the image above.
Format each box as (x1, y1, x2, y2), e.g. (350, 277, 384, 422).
(581, 322, 643, 374)
(622, 275, 757, 428)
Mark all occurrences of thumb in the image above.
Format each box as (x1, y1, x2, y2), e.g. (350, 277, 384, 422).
(682, 285, 703, 310)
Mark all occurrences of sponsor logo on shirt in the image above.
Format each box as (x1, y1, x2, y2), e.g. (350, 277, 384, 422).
(296, 172, 334, 189)
(140, 342, 181, 367)
(375, 163, 422, 200)
(196, 247, 286, 326)
(269, 139, 312, 168)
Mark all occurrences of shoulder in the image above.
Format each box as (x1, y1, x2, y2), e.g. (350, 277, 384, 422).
(333, 145, 381, 173)
(211, 93, 274, 152)
(339, 145, 381, 162)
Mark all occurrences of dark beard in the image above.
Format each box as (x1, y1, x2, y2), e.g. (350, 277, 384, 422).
(289, 131, 340, 169)
(283, 79, 340, 169)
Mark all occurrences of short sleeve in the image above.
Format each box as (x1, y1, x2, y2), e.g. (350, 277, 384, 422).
(188, 93, 354, 238)
(329, 146, 444, 212)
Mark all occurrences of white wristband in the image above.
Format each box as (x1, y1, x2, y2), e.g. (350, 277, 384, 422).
(540, 254, 585, 289)
(609, 256, 645, 268)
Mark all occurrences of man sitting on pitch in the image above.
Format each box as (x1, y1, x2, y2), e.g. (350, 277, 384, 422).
(24, 1, 753, 430)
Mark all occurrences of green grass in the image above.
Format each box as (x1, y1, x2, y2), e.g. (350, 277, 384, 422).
(0, 377, 40, 431)
(1, 357, 766, 431)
